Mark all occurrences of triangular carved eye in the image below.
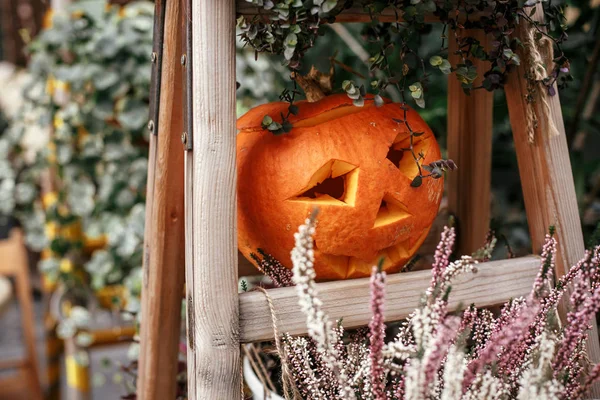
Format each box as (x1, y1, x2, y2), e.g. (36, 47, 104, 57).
(386, 146, 404, 168)
(289, 160, 359, 206)
(386, 133, 432, 179)
(373, 194, 412, 228)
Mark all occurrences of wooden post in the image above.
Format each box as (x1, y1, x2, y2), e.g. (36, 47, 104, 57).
(505, 5, 600, 396)
(185, 0, 240, 398)
(136, 0, 185, 398)
(447, 29, 493, 255)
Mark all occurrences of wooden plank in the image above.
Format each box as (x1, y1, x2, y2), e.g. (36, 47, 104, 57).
(0, 230, 43, 399)
(504, 4, 600, 396)
(185, 0, 240, 398)
(447, 30, 493, 255)
(237, 2, 424, 22)
(136, 0, 186, 398)
(239, 255, 540, 343)
(236, 1, 484, 23)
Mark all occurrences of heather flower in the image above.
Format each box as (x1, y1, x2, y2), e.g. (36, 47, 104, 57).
(517, 332, 563, 400)
(369, 266, 386, 400)
(290, 212, 355, 399)
(532, 233, 557, 298)
(272, 224, 600, 400)
(250, 248, 294, 287)
(440, 345, 467, 400)
(429, 225, 456, 291)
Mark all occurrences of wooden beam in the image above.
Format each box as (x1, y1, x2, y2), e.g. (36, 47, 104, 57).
(239, 255, 540, 343)
(137, 0, 186, 398)
(504, 4, 600, 396)
(236, 1, 484, 23)
(185, 0, 240, 398)
(447, 30, 493, 254)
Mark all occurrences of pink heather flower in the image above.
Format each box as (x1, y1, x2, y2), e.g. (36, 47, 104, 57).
(469, 309, 494, 360)
(430, 226, 456, 288)
(464, 299, 538, 391)
(369, 266, 387, 400)
(423, 316, 461, 388)
(531, 234, 557, 298)
(392, 374, 405, 399)
(250, 249, 294, 287)
(554, 285, 600, 374)
(571, 362, 600, 398)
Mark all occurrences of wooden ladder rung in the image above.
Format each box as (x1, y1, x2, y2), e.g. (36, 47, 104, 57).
(235, 1, 482, 23)
(239, 255, 540, 343)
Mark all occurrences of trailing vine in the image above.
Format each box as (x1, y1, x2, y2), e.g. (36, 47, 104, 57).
(238, 0, 572, 186)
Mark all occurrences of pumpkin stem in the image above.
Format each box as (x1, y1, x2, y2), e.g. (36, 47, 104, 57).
(291, 63, 335, 103)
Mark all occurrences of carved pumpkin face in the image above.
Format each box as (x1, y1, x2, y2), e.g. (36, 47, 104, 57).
(237, 94, 443, 280)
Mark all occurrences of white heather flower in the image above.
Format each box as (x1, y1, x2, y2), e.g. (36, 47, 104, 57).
(441, 345, 467, 400)
(517, 332, 562, 400)
(291, 215, 355, 400)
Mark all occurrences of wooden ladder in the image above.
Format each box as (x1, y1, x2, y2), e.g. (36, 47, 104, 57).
(136, 1, 600, 399)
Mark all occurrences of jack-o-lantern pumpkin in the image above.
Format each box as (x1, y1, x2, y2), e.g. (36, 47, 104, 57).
(237, 93, 443, 280)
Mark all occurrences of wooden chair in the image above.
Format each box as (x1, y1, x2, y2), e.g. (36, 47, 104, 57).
(136, 1, 600, 399)
(0, 229, 43, 400)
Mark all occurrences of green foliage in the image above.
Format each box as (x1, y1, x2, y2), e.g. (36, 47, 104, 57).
(4, 0, 154, 305)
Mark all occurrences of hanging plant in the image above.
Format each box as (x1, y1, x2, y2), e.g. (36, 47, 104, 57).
(237, 0, 572, 182)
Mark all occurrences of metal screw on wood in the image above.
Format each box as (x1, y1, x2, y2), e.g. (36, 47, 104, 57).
(151, 52, 157, 63)
(181, 54, 187, 66)
(181, 132, 188, 146)
(148, 120, 155, 133)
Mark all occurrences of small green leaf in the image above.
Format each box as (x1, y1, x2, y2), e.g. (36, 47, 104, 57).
(430, 55, 443, 66)
(262, 115, 273, 126)
(267, 121, 283, 131)
(410, 175, 423, 187)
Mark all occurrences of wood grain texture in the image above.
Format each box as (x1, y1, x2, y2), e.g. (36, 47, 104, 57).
(0, 229, 43, 400)
(186, 0, 241, 398)
(239, 256, 540, 343)
(447, 30, 493, 255)
(136, 0, 185, 398)
(504, 5, 600, 396)
(236, 1, 483, 23)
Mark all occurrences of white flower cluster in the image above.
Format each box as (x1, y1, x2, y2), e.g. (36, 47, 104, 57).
(291, 215, 355, 400)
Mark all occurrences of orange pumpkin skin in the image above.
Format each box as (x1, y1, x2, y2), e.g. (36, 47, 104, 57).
(237, 94, 443, 280)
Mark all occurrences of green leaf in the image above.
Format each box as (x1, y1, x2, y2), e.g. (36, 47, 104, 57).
(322, 0, 338, 13)
(353, 97, 365, 107)
(262, 115, 273, 126)
(267, 121, 283, 131)
(284, 32, 298, 47)
(410, 175, 423, 187)
(93, 71, 119, 90)
(430, 55, 443, 66)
